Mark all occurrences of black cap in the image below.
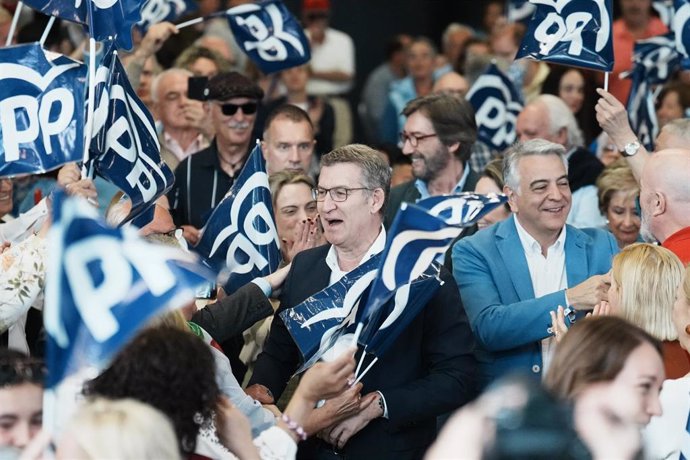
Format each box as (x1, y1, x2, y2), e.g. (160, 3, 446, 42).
(204, 71, 264, 101)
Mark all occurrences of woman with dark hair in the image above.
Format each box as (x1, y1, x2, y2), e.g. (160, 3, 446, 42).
(0, 349, 44, 451)
(545, 316, 664, 427)
(474, 158, 511, 230)
(655, 82, 690, 129)
(541, 64, 601, 146)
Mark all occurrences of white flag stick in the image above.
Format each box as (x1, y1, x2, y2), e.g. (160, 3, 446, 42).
(5, 1, 23, 47)
(175, 16, 205, 30)
(39, 15, 56, 48)
(354, 348, 366, 381)
(353, 357, 378, 385)
(604, 72, 609, 92)
(82, 37, 97, 179)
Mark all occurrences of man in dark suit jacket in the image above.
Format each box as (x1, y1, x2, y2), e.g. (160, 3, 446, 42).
(247, 144, 477, 459)
(384, 93, 480, 227)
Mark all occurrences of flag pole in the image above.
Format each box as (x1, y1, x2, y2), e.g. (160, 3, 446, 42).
(39, 15, 56, 48)
(82, 0, 99, 180)
(175, 16, 205, 30)
(353, 357, 378, 385)
(5, 1, 23, 47)
(604, 72, 609, 92)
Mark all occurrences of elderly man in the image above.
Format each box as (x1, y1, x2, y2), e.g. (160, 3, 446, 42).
(517, 94, 605, 227)
(168, 71, 263, 245)
(261, 105, 316, 175)
(247, 144, 476, 458)
(151, 68, 211, 170)
(452, 139, 617, 388)
(384, 93, 479, 227)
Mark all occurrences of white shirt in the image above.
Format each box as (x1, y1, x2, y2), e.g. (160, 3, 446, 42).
(325, 225, 386, 286)
(163, 131, 209, 162)
(305, 28, 355, 95)
(643, 375, 690, 460)
(514, 216, 567, 375)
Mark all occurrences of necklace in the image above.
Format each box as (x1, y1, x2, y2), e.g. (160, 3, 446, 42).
(218, 154, 245, 176)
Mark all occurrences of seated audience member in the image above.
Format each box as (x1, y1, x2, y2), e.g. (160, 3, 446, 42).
(517, 94, 605, 228)
(151, 68, 211, 170)
(269, 171, 324, 263)
(257, 65, 334, 159)
(85, 326, 358, 459)
(0, 349, 43, 454)
(655, 82, 690, 129)
(458, 38, 492, 84)
(592, 131, 623, 166)
(380, 37, 438, 144)
(474, 158, 511, 231)
(453, 140, 617, 388)
(260, 105, 317, 176)
(167, 71, 263, 245)
(248, 144, 477, 458)
(436, 23, 474, 74)
(540, 64, 601, 146)
(56, 398, 181, 460)
(174, 45, 231, 78)
(432, 71, 470, 99)
(595, 160, 640, 248)
(553, 243, 688, 378)
(643, 264, 690, 459)
(545, 317, 664, 432)
(384, 93, 479, 227)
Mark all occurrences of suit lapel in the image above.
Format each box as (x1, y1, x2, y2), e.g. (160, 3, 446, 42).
(496, 218, 535, 301)
(565, 226, 589, 287)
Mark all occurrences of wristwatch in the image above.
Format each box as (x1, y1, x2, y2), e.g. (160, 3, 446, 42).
(620, 140, 641, 157)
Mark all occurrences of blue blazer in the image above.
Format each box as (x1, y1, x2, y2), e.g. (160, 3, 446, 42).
(451, 216, 618, 388)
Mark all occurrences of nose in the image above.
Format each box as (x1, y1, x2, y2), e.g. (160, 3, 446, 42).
(622, 211, 637, 228)
(319, 193, 337, 213)
(401, 138, 414, 155)
(546, 182, 565, 201)
(11, 422, 32, 448)
(288, 146, 301, 164)
(648, 394, 663, 418)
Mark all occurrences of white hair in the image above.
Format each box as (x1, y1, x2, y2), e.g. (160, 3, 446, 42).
(660, 118, 690, 145)
(150, 68, 194, 104)
(442, 23, 474, 48)
(533, 94, 584, 149)
(503, 139, 569, 192)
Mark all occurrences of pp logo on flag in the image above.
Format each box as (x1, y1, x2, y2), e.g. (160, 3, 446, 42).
(533, 0, 610, 56)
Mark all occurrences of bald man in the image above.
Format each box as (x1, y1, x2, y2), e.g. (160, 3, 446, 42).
(639, 149, 690, 263)
(433, 71, 470, 99)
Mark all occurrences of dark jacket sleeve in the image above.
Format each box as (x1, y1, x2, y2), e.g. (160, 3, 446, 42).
(191, 282, 273, 344)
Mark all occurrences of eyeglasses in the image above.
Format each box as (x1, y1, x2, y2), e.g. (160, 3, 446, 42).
(399, 131, 437, 147)
(215, 102, 258, 116)
(313, 187, 371, 202)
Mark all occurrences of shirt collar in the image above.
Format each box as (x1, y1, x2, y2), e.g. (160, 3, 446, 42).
(414, 163, 471, 200)
(325, 224, 386, 274)
(513, 214, 566, 256)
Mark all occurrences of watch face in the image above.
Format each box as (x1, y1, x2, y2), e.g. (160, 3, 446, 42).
(625, 142, 639, 156)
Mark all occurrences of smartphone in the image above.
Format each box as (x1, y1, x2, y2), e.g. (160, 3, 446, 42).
(195, 281, 217, 299)
(188, 76, 209, 101)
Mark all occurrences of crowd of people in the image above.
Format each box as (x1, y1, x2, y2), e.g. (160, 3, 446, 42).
(2, 0, 690, 458)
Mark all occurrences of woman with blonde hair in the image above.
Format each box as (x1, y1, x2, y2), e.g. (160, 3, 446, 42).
(56, 398, 181, 460)
(596, 160, 640, 248)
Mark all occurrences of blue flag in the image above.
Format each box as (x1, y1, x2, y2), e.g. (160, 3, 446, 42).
(516, 0, 614, 72)
(415, 192, 509, 227)
(627, 76, 659, 151)
(44, 190, 214, 388)
(508, 0, 537, 24)
(137, 0, 197, 32)
(622, 33, 680, 84)
(280, 255, 381, 374)
(466, 63, 523, 152)
(194, 143, 281, 293)
(226, 0, 311, 74)
(22, 0, 143, 50)
(0, 44, 86, 178)
(674, 0, 690, 68)
(88, 43, 174, 225)
(654, 0, 675, 27)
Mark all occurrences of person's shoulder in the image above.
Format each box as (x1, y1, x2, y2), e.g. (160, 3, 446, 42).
(326, 27, 353, 43)
(458, 219, 508, 251)
(290, 244, 330, 268)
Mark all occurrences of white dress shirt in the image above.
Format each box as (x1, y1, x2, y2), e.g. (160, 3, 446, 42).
(514, 216, 568, 375)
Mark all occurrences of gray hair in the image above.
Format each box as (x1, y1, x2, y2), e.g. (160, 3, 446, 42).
(660, 118, 690, 144)
(150, 68, 194, 104)
(442, 23, 474, 48)
(533, 94, 584, 149)
(503, 139, 569, 192)
(320, 144, 391, 215)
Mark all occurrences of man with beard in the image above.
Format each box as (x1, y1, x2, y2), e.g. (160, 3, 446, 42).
(168, 71, 263, 245)
(384, 94, 479, 227)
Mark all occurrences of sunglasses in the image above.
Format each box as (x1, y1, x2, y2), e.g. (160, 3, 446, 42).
(216, 102, 258, 116)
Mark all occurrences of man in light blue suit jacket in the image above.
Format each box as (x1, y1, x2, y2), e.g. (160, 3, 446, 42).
(452, 139, 618, 388)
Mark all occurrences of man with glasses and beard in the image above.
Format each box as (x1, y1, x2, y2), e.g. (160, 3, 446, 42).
(168, 72, 263, 245)
(384, 94, 480, 227)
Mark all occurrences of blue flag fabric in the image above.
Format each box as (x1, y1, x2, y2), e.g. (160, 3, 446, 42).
(88, 43, 174, 225)
(280, 255, 381, 374)
(44, 191, 214, 388)
(194, 143, 281, 293)
(415, 192, 509, 227)
(137, 0, 197, 32)
(627, 76, 659, 151)
(0, 44, 86, 178)
(466, 63, 523, 152)
(674, 0, 690, 68)
(225, 0, 311, 74)
(622, 33, 680, 84)
(516, 0, 614, 72)
(22, 0, 143, 50)
(508, 0, 537, 24)
(357, 203, 463, 350)
(654, 0, 675, 27)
